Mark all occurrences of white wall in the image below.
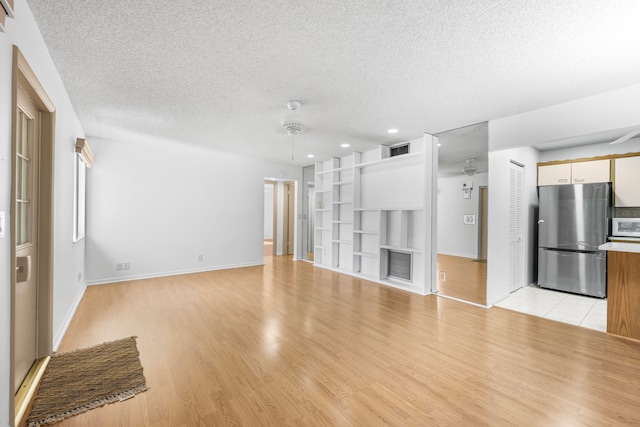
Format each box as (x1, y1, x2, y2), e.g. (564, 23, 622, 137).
(437, 172, 488, 258)
(1, 2, 87, 425)
(85, 136, 301, 284)
(486, 146, 540, 306)
(264, 184, 274, 240)
(489, 84, 640, 151)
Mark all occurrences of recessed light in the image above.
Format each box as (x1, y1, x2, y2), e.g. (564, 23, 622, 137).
(307, 154, 315, 158)
(387, 129, 398, 134)
(438, 143, 442, 147)
(341, 143, 350, 148)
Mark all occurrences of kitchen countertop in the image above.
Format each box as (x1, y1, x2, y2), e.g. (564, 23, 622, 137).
(609, 236, 640, 242)
(598, 242, 640, 253)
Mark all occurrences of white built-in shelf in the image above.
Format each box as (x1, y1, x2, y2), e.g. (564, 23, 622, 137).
(314, 140, 426, 295)
(354, 230, 378, 235)
(355, 206, 423, 212)
(353, 151, 422, 169)
(379, 244, 423, 254)
(354, 251, 377, 258)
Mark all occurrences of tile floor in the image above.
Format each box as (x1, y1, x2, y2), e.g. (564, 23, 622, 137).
(495, 285, 607, 332)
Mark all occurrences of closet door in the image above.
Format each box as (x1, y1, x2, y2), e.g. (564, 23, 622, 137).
(508, 161, 525, 293)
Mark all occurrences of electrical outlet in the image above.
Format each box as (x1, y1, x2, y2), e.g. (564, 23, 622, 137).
(439, 271, 446, 281)
(123, 262, 130, 270)
(116, 263, 123, 271)
(197, 254, 204, 261)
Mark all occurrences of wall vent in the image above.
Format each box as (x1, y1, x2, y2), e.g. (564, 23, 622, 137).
(389, 143, 410, 157)
(388, 250, 412, 281)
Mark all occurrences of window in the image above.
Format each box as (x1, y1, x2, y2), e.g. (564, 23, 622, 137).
(73, 152, 86, 242)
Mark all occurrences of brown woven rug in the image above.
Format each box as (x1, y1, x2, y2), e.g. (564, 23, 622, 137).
(28, 336, 148, 427)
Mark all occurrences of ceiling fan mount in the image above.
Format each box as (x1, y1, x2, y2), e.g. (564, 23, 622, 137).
(463, 158, 478, 176)
(281, 100, 305, 135)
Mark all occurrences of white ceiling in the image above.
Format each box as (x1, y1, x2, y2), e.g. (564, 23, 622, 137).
(27, 0, 640, 166)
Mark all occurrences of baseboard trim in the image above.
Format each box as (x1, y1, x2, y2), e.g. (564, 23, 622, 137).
(53, 282, 87, 351)
(86, 261, 265, 286)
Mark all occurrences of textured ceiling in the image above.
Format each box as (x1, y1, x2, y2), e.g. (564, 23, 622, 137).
(27, 0, 640, 166)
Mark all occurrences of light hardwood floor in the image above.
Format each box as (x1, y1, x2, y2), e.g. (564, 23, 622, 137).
(437, 254, 487, 305)
(52, 256, 640, 426)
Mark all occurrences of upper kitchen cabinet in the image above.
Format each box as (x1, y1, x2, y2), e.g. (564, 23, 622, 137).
(538, 159, 610, 186)
(538, 163, 571, 185)
(614, 156, 640, 207)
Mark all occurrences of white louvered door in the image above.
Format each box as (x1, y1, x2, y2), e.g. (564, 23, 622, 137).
(508, 161, 525, 292)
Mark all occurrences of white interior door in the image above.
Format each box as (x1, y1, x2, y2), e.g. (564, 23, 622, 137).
(508, 161, 525, 292)
(14, 87, 40, 392)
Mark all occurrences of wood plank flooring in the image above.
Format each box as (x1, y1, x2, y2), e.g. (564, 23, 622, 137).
(437, 254, 487, 305)
(52, 256, 640, 426)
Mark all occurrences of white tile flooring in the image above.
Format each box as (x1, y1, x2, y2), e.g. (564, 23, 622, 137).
(495, 285, 607, 332)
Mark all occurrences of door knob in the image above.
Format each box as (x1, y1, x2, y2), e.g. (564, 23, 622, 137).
(538, 220, 545, 224)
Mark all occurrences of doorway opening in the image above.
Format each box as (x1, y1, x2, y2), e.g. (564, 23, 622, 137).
(11, 46, 56, 427)
(301, 164, 315, 262)
(283, 181, 295, 256)
(264, 181, 276, 257)
(263, 180, 297, 259)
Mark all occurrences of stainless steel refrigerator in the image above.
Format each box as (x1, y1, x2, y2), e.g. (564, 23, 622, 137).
(537, 182, 611, 298)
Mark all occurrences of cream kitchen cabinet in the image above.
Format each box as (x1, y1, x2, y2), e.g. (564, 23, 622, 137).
(538, 159, 610, 186)
(538, 163, 571, 186)
(614, 156, 640, 207)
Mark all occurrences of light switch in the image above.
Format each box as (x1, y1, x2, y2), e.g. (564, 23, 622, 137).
(0, 211, 5, 238)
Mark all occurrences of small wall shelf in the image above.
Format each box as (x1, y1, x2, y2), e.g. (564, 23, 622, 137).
(354, 230, 378, 235)
(379, 245, 423, 254)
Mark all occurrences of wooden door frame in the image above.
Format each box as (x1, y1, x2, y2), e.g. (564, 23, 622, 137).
(283, 181, 295, 256)
(478, 186, 488, 261)
(11, 46, 55, 427)
(265, 181, 277, 256)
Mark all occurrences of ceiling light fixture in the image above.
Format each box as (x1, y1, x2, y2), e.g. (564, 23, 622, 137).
(388, 129, 398, 134)
(341, 143, 350, 148)
(609, 129, 640, 145)
(307, 154, 315, 158)
(281, 100, 305, 160)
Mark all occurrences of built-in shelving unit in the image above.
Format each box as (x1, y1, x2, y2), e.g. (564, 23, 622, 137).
(314, 139, 428, 293)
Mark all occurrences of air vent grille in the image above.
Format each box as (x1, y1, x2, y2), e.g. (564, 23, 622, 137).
(390, 143, 410, 157)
